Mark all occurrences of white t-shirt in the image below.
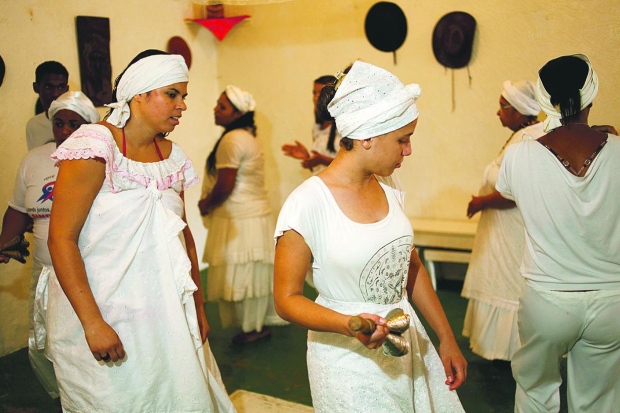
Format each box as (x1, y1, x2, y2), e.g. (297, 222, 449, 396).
(275, 175, 411, 303)
(9, 142, 57, 265)
(26, 113, 54, 151)
(497, 134, 620, 290)
(202, 128, 270, 218)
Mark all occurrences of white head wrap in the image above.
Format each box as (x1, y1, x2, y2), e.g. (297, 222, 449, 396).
(327, 61, 421, 140)
(48, 91, 100, 124)
(536, 54, 598, 132)
(105, 54, 188, 128)
(225, 85, 256, 114)
(501, 80, 540, 117)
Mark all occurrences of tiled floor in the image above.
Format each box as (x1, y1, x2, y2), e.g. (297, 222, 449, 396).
(0, 276, 567, 412)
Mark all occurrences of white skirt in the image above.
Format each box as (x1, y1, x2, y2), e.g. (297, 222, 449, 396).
(462, 298, 520, 361)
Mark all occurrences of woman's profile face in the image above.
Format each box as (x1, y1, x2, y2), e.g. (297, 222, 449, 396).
(52, 109, 88, 147)
(369, 119, 417, 176)
(214, 92, 242, 127)
(497, 96, 521, 130)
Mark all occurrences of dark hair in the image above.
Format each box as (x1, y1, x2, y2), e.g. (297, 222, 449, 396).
(313, 75, 338, 153)
(206, 92, 257, 173)
(35, 61, 68, 83)
(314, 75, 337, 86)
(316, 65, 353, 150)
(539, 55, 589, 122)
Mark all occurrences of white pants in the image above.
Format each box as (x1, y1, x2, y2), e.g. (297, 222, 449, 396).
(512, 284, 620, 412)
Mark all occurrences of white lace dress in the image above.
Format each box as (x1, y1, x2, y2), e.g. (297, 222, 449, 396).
(38, 124, 235, 413)
(275, 176, 464, 413)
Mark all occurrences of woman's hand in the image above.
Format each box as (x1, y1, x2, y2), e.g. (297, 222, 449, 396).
(466, 195, 485, 218)
(282, 141, 310, 160)
(591, 124, 618, 135)
(301, 151, 333, 170)
(196, 304, 211, 343)
(348, 313, 389, 349)
(438, 339, 468, 390)
(198, 198, 210, 216)
(83, 318, 125, 363)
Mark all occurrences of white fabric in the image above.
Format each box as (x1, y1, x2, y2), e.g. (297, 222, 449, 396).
(513, 285, 620, 412)
(501, 80, 540, 117)
(40, 124, 234, 412)
(496, 134, 620, 290)
(48, 91, 100, 124)
(26, 112, 54, 150)
(536, 54, 599, 132)
(9, 142, 57, 266)
(201, 128, 283, 330)
(225, 85, 256, 114)
(201, 129, 271, 219)
(461, 122, 544, 360)
(105, 54, 189, 128)
(328, 61, 421, 140)
(274, 176, 464, 412)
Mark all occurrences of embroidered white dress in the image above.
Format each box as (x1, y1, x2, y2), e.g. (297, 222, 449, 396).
(40, 124, 235, 413)
(275, 176, 464, 413)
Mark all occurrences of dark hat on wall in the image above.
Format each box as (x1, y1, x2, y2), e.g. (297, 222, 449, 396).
(432, 11, 476, 69)
(365, 2, 408, 54)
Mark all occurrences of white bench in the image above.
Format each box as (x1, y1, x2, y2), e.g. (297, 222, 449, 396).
(410, 218, 478, 289)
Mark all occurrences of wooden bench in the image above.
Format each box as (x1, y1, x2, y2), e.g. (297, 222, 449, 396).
(410, 218, 478, 289)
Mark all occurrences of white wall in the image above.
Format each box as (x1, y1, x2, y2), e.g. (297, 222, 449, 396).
(1, 0, 619, 356)
(0, 0, 219, 356)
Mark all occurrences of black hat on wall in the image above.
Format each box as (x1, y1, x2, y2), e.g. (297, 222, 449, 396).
(365, 2, 408, 62)
(432, 11, 476, 69)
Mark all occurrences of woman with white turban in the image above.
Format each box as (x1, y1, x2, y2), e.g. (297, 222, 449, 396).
(461, 80, 544, 364)
(273, 60, 466, 412)
(45, 50, 234, 412)
(497, 54, 620, 412)
(199, 85, 286, 344)
(0, 91, 99, 405)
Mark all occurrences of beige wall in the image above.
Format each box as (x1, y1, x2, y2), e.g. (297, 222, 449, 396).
(0, 0, 220, 355)
(219, 0, 620, 218)
(1, 0, 619, 355)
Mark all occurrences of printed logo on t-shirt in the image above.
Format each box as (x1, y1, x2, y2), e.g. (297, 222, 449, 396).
(359, 236, 412, 304)
(37, 181, 55, 203)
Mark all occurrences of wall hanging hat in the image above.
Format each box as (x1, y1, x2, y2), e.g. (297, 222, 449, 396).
(432, 11, 476, 111)
(432, 11, 476, 69)
(365, 2, 408, 64)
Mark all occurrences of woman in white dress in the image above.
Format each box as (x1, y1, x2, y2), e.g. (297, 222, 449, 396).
(274, 60, 467, 412)
(461, 80, 543, 363)
(0, 91, 99, 404)
(46, 50, 235, 412)
(199, 86, 285, 344)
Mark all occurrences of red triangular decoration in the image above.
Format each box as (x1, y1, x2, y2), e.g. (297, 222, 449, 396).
(187, 16, 250, 41)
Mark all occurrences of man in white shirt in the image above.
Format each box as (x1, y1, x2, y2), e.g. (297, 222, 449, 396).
(25, 61, 69, 150)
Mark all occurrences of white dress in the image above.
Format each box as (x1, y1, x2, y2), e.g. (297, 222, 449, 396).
(275, 176, 464, 413)
(202, 128, 284, 332)
(40, 124, 235, 413)
(461, 122, 544, 360)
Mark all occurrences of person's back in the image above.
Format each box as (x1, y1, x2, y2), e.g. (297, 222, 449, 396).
(500, 134, 620, 288)
(497, 53, 620, 413)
